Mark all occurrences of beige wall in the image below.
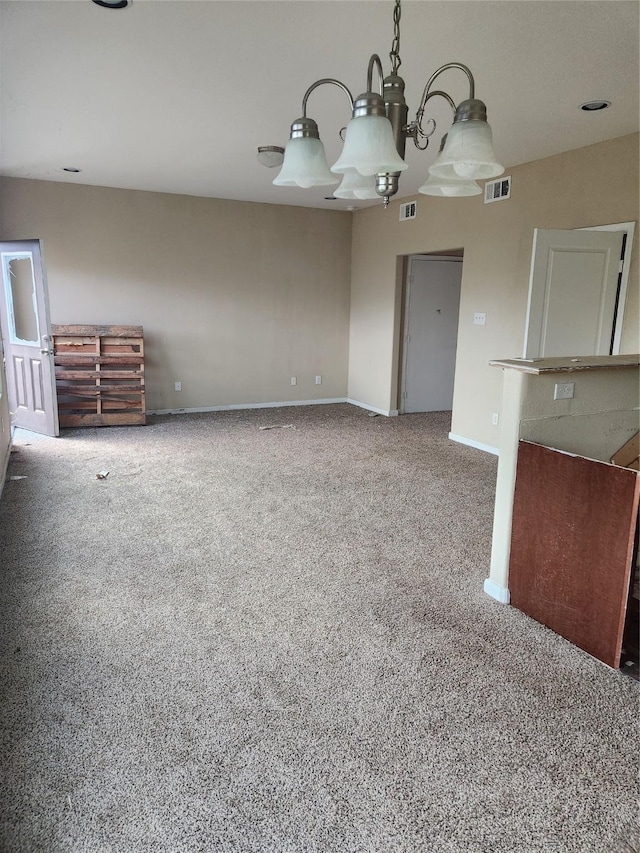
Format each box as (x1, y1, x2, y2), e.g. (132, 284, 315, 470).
(0, 179, 352, 412)
(1, 134, 637, 434)
(349, 133, 639, 446)
(518, 368, 639, 461)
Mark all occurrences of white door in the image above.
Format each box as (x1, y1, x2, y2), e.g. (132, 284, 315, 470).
(0, 241, 59, 436)
(402, 256, 462, 413)
(523, 228, 624, 358)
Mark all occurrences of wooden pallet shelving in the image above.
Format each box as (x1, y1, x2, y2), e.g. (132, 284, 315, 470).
(52, 324, 145, 428)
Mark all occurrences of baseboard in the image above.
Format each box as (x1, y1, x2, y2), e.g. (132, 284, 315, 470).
(448, 432, 499, 456)
(484, 578, 511, 604)
(150, 397, 403, 419)
(347, 398, 399, 417)
(148, 398, 348, 416)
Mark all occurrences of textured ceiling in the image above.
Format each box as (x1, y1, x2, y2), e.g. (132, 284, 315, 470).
(0, 0, 638, 210)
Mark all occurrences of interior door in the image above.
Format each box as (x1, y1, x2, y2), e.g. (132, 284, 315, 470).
(523, 228, 624, 358)
(0, 241, 59, 436)
(402, 256, 462, 413)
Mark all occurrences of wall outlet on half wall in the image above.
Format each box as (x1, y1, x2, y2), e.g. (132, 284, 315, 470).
(175, 381, 182, 392)
(554, 382, 574, 400)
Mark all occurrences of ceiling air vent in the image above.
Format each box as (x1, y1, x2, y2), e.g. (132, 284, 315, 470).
(399, 201, 417, 221)
(484, 176, 511, 204)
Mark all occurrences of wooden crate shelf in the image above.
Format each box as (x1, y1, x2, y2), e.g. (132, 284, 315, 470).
(51, 324, 146, 428)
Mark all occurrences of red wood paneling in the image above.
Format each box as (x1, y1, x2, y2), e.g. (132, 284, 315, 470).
(509, 441, 640, 668)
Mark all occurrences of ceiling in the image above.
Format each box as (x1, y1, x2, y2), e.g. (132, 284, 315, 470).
(0, 0, 638, 211)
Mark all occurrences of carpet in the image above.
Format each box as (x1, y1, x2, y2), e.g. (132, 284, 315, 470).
(0, 405, 637, 852)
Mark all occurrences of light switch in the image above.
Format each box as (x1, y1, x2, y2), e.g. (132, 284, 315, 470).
(474, 312, 486, 326)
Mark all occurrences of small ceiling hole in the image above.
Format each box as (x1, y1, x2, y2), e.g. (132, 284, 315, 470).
(92, 0, 130, 7)
(579, 100, 611, 111)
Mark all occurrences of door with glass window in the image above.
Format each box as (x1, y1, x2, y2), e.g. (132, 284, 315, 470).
(0, 241, 59, 435)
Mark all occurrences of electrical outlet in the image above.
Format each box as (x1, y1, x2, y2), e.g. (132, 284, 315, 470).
(175, 381, 182, 392)
(290, 376, 297, 386)
(491, 412, 499, 426)
(315, 375, 322, 385)
(554, 382, 574, 400)
(474, 312, 486, 326)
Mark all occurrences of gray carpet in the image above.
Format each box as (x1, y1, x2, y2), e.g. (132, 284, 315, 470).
(0, 404, 638, 853)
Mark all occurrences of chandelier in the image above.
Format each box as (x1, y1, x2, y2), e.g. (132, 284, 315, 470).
(261, 0, 504, 207)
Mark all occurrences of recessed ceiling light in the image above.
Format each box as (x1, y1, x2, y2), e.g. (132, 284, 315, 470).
(62, 167, 82, 173)
(91, 0, 130, 8)
(579, 100, 611, 111)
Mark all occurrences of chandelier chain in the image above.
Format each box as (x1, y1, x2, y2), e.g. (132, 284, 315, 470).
(390, 0, 402, 74)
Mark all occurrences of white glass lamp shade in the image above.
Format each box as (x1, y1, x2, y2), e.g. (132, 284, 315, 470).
(273, 137, 337, 189)
(331, 115, 408, 177)
(418, 173, 481, 197)
(428, 120, 503, 181)
(334, 169, 379, 200)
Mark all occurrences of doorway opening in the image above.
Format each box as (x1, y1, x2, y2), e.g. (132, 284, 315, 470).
(398, 251, 463, 415)
(579, 221, 635, 355)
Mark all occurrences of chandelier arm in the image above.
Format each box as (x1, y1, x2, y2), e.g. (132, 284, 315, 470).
(301, 79, 354, 118)
(366, 54, 385, 96)
(408, 89, 456, 149)
(416, 62, 475, 119)
(418, 89, 457, 123)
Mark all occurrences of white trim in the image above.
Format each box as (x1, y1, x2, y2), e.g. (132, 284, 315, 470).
(399, 260, 413, 415)
(483, 578, 510, 604)
(149, 397, 348, 416)
(579, 221, 635, 355)
(347, 398, 398, 417)
(448, 431, 499, 456)
(488, 369, 524, 593)
(522, 228, 540, 357)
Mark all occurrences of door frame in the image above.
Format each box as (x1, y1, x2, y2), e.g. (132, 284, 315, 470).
(399, 254, 463, 415)
(578, 221, 635, 355)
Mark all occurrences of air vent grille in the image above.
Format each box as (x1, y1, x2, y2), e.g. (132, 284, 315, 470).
(484, 176, 511, 204)
(399, 201, 417, 221)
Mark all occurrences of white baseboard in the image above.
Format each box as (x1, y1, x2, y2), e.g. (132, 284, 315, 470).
(148, 397, 348, 416)
(449, 432, 499, 456)
(484, 578, 510, 604)
(150, 397, 402, 420)
(347, 398, 399, 417)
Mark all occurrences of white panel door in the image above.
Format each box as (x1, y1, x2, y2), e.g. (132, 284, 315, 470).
(0, 240, 59, 436)
(402, 257, 462, 413)
(524, 228, 624, 358)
